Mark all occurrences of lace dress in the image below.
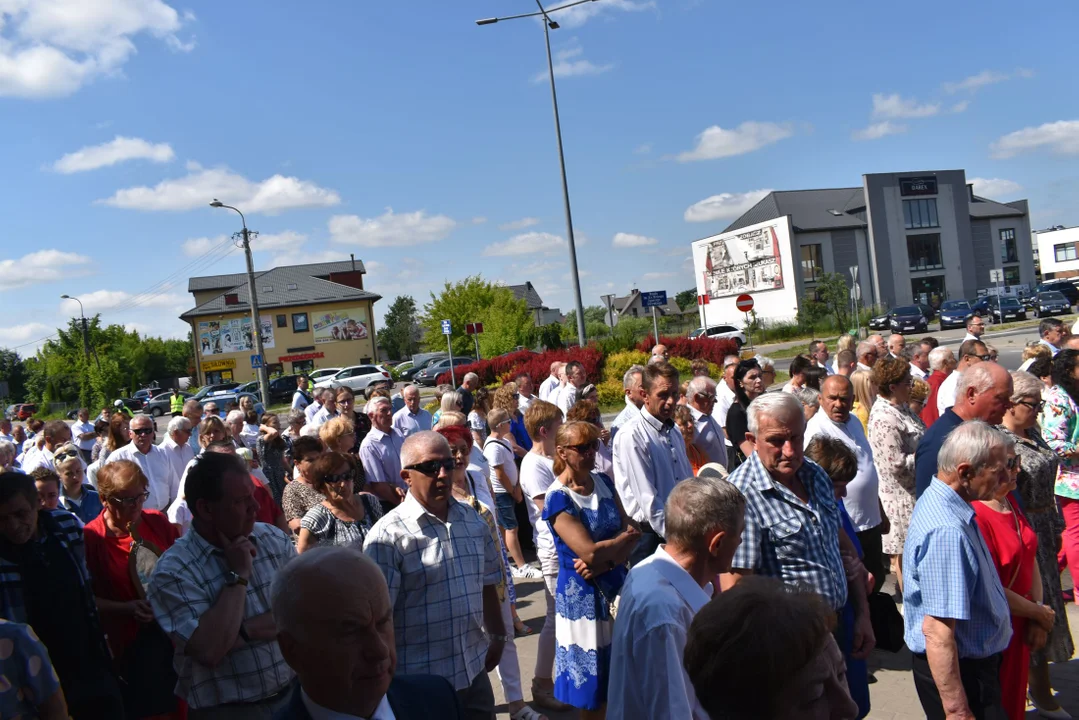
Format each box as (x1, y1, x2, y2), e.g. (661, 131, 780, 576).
(866, 397, 925, 555)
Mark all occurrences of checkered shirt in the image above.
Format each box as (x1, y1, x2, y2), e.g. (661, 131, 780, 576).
(902, 478, 1012, 657)
(363, 493, 502, 691)
(147, 522, 296, 709)
(728, 453, 848, 610)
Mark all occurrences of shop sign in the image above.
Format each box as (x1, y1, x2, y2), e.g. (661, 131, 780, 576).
(900, 177, 937, 196)
(202, 358, 237, 372)
(279, 352, 325, 363)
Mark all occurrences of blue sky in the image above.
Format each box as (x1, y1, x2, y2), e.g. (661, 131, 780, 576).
(2, 0, 1078, 354)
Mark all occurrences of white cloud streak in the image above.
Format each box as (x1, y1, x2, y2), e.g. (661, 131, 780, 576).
(676, 122, 793, 162)
(53, 136, 174, 173)
(612, 232, 659, 248)
(482, 232, 565, 257)
(498, 217, 540, 232)
(871, 93, 939, 119)
(683, 190, 773, 223)
(554, 0, 655, 28)
(852, 121, 908, 141)
(969, 178, 1023, 199)
(533, 46, 613, 83)
(990, 120, 1079, 159)
(329, 209, 457, 247)
(942, 68, 1033, 94)
(0, 249, 93, 290)
(60, 289, 187, 315)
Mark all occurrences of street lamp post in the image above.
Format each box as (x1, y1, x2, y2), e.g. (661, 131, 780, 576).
(209, 200, 270, 406)
(477, 0, 599, 347)
(60, 294, 101, 371)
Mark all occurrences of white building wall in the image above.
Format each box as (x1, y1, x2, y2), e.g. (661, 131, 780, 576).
(1037, 227, 1079, 277)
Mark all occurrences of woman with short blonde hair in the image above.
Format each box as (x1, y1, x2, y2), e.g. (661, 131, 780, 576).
(319, 415, 356, 454)
(850, 369, 877, 431)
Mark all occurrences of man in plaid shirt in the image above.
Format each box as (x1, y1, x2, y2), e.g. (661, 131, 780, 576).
(364, 431, 507, 719)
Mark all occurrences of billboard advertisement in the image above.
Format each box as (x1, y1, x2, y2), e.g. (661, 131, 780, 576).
(198, 317, 275, 356)
(313, 307, 370, 344)
(699, 223, 785, 298)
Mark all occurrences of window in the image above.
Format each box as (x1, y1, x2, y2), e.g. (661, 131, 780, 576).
(903, 199, 939, 229)
(262, 285, 273, 293)
(800, 244, 823, 283)
(1055, 244, 1077, 263)
(224, 293, 240, 305)
(292, 359, 315, 374)
(1004, 266, 1021, 286)
(907, 233, 943, 271)
(292, 313, 309, 332)
(275, 314, 287, 328)
(1000, 228, 1018, 264)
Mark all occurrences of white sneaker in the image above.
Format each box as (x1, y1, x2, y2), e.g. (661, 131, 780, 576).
(512, 565, 542, 579)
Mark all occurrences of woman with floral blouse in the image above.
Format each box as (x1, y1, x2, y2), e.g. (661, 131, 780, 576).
(1040, 349, 1079, 604)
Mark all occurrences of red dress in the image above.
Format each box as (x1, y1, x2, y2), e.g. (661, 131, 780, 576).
(973, 497, 1038, 720)
(921, 369, 949, 427)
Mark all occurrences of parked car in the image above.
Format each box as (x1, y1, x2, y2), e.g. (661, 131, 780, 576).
(191, 382, 240, 401)
(307, 368, 341, 384)
(143, 391, 193, 417)
(868, 312, 891, 331)
(132, 388, 154, 403)
(1037, 280, 1079, 307)
(1032, 290, 1072, 318)
(267, 375, 302, 404)
(688, 324, 747, 348)
(203, 391, 265, 418)
(313, 365, 393, 393)
(938, 300, 973, 330)
(971, 295, 1026, 324)
(886, 305, 929, 334)
(399, 356, 444, 382)
(233, 381, 259, 395)
(415, 357, 476, 386)
(6, 403, 36, 421)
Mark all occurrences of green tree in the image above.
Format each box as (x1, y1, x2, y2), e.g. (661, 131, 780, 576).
(420, 277, 536, 357)
(561, 306, 611, 342)
(377, 295, 419, 360)
(675, 288, 697, 311)
(0, 349, 27, 402)
(815, 272, 853, 330)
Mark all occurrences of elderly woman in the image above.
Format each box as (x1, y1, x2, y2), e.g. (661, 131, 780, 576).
(224, 409, 246, 450)
(922, 346, 956, 426)
(1019, 341, 1053, 372)
(850, 369, 876, 430)
(284, 408, 306, 441)
(281, 435, 327, 533)
(296, 452, 381, 553)
(0, 439, 15, 472)
(791, 386, 821, 422)
(319, 414, 357, 455)
(543, 421, 639, 716)
(256, 412, 289, 506)
(725, 359, 764, 470)
(866, 356, 924, 591)
(909, 377, 930, 417)
(755, 355, 776, 390)
(673, 404, 707, 474)
(566, 400, 612, 477)
(1042, 349, 1079, 602)
(1000, 370, 1073, 717)
(83, 461, 183, 718)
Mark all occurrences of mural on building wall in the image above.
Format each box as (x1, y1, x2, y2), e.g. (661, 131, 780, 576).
(313, 307, 370, 344)
(198, 317, 275, 355)
(702, 223, 785, 298)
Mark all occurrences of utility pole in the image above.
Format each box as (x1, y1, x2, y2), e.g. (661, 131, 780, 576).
(61, 294, 100, 372)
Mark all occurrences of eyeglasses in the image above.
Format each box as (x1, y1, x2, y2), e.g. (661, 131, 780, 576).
(108, 491, 150, 508)
(1016, 399, 1044, 412)
(323, 471, 353, 485)
(54, 450, 81, 463)
(405, 458, 455, 477)
(971, 354, 992, 362)
(132, 427, 154, 436)
(1005, 456, 1019, 471)
(564, 440, 599, 454)
(695, 393, 717, 402)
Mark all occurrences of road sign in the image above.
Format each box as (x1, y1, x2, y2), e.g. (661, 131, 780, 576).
(697, 294, 710, 306)
(735, 294, 754, 313)
(466, 322, 484, 335)
(441, 320, 452, 335)
(640, 291, 667, 308)
(989, 268, 1004, 283)
(250, 354, 262, 369)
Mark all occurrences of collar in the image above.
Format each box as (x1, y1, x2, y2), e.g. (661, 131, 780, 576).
(641, 407, 675, 434)
(646, 546, 713, 610)
(367, 428, 389, 442)
(301, 688, 392, 720)
(1040, 338, 1060, 352)
(926, 477, 975, 523)
(686, 404, 712, 424)
(400, 492, 460, 524)
(745, 451, 820, 499)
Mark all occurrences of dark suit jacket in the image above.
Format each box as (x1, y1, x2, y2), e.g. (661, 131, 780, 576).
(274, 674, 462, 719)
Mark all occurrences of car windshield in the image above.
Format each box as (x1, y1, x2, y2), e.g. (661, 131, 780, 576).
(941, 300, 970, 311)
(1000, 298, 1021, 308)
(1039, 291, 1067, 302)
(893, 306, 920, 315)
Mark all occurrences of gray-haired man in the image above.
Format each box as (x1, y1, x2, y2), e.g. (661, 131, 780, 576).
(686, 376, 727, 467)
(609, 364, 644, 443)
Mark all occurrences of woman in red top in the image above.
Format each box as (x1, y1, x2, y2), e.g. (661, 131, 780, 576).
(83, 460, 184, 720)
(972, 446, 1057, 720)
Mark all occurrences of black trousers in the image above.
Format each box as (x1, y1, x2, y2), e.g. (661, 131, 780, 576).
(911, 651, 1007, 720)
(628, 523, 662, 568)
(856, 524, 885, 594)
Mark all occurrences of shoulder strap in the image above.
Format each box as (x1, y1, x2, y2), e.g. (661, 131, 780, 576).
(485, 438, 512, 453)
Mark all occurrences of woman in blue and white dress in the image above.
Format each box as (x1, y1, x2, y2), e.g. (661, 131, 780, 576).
(543, 421, 640, 716)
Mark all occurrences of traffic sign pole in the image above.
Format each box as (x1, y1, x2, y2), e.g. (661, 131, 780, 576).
(651, 306, 659, 345)
(441, 320, 456, 387)
(735, 294, 755, 353)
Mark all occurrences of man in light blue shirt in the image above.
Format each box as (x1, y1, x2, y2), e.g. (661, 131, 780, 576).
(360, 397, 405, 507)
(392, 385, 432, 438)
(685, 376, 727, 468)
(903, 421, 1012, 720)
(608, 364, 644, 444)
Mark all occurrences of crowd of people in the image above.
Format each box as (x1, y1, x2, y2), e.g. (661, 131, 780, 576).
(0, 314, 1075, 719)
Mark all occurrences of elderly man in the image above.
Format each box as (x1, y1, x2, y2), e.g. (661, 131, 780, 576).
(364, 431, 506, 716)
(1038, 317, 1066, 356)
(613, 361, 694, 567)
(834, 349, 856, 377)
(685, 376, 728, 467)
(161, 415, 196, 487)
(309, 388, 338, 430)
(608, 475, 745, 720)
(457, 372, 480, 416)
(302, 388, 323, 422)
(868, 333, 887, 356)
(20, 419, 73, 473)
(537, 362, 563, 403)
(148, 452, 296, 718)
(651, 344, 669, 363)
(720, 392, 875, 659)
(855, 341, 879, 373)
(359, 396, 405, 507)
(916, 362, 1012, 498)
(963, 315, 986, 343)
(712, 354, 741, 441)
(392, 385, 432, 438)
(555, 360, 587, 417)
(904, 422, 1013, 720)
(291, 375, 311, 411)
(70, 408, 96, 463)
(106, 414, 179, 511)
(610, 365, 644, 444)
(887, 334, 906, 359)
(782, 355, 812, 393)
(515, 372, 536, 414)
(0, 417, 12, 444)
(271, 547, 462, 720)
(203, 400, 220, 419)
(936, 339, 991, 416)
(805, 375, 885, 592)
(182, 399, 203, 452)
(809, 339, 832, 375)
(922, 347, 956, 426)
(909, 342, 930, 380)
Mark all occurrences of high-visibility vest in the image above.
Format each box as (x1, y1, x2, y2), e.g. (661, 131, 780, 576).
(170, 393, 184, 413)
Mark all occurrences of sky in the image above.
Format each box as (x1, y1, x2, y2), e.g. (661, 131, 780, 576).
(2, 0, 1078, 355)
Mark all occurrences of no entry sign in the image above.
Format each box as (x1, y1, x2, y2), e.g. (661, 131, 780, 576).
(735, 294, 754, 313)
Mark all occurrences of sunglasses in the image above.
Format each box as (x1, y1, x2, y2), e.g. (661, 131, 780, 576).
(323, 471, 353, 485)
(695, 393, 717, 402)
(1005, 456, 1019, 471)
(54, 450, 81, 463)
(108, 491, 150, 508)
(1017, 400, 1044, 412)
(564, 440, 598, 454)
(132, 427, 155, 436)
(405, 458, 455, 477)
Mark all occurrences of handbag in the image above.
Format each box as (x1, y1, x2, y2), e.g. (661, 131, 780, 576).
(868, 591, 905, 653)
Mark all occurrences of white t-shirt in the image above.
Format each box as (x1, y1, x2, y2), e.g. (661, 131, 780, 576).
(468, 411, 487, 444)
(483, 438, 518, 494)
(520, 452, 558, 574)
(70, 420, 96, 452)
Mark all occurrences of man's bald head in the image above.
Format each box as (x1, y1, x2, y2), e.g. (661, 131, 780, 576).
(400, 430, 450, 468)
(821, 374, 852, 396)
(272, 547, 388, 637)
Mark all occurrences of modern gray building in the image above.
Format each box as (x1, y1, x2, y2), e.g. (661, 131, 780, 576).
(720, 169, 1035, 313)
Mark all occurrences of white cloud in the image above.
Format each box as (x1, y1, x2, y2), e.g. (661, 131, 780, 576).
(633, 143, 652, 155)
(254, 230, 308, 251)
(533, 46, 613, 82)
(53, 135, 174, 173)
(498, 217, 540, 232)
(852, 121, 908, 141)
(0, 249, 93, 290)
(942, 68, 1033, 94)
(871, 93, 939, 119)
(268, 248, 347, 268)
(990, 120, 1079, 159)
(61, 288, 187, 315)
(180, 235, 228, 257)
(328, 208, 456, 247)
(950, 100, 970, 114)
(0, 322, 54, 350)
(676, 121, 793, 162)
(683, 189, 773, 223)
(969, 178, 1023, 199)
(0, 0, 195, 99)
(642, 272, 675, 280)
(471, 216, 487, 225)
(612, 232, 659, 248)
(99, 165, 341, 214)
(482, 232, 565, 257)
(554, 0, 655, 28)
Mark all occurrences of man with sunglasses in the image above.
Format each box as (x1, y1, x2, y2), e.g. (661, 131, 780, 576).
(104, 415, 179, 512)
(685, 376, 727, 468)
(935, 339, 991, 417)
(363, 431, 506, 718)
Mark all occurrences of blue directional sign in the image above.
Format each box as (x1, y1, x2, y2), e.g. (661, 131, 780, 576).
(640, 291, 668, 308)
(250, 354, 263, 369)
(441, 320, 452, 335)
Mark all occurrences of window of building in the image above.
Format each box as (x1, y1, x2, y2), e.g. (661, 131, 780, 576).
(903, 199, 939, 229)
(286, 283, 298, 291)
(224, 293, 240, 306)
(907, 233, 944, 271)
(275, 314, 287, 328)
(1055, 243, 1077, 263)
(999, 229, 1018, 264)
(292, 359, 315, 374)
(1003, 266, 1021, 287)
(292, 313, 309, 332)
(800, 244, 823, 283)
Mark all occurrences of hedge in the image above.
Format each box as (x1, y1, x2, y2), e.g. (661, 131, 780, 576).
(435, 346, 604, 388)
(635, 335, 739, 366)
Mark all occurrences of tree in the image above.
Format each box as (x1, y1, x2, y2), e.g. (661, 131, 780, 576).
(815, 272, 853, 330)
(420, 277, 536, 357)
(0, 349, 27, 402)
(377, 295, 419, 360)
(675, 288, 697, 311)
(560, 306, 610, 342)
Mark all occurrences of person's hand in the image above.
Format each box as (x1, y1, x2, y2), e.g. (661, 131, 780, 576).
(599, 428, 611, 444)
(945, 710, 976, 720)
(219, 532, 256, 579)
(395, 486, 407, 501)
(130, 600, 155, 623)
(878, 514, 891, 536)
(624, 525, 641, 542)
(573, 558, 595, 580)
(851, 611, 876, 659)
(484, 637, 505, 671)
(1033, 604, 1056, 632)
(1026, 624, 1049, 651)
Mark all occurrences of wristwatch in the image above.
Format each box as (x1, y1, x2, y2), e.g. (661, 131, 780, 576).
(225, 571, 249, 587)
(489, 634, 509, 643)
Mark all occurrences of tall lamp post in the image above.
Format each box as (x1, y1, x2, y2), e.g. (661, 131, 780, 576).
(477, 0, 599, 347)
(209, 200, 270, 406)
(60, 294, 100, 371)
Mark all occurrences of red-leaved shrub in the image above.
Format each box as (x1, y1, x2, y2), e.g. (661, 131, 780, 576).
(635, 335, 740, 365)
(436, 346, 604, 387)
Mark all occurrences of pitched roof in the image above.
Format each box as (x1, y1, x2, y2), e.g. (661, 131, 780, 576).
(969, 195, 1026, 218)
(186, 260, 366, 293)
(507, 282, 545, 310)
(723, 187, 867, 234)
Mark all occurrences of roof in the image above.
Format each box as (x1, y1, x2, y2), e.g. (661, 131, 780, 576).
(181, 263, 380, 319)
(187, 260, 366, 293)
(724, 187, 867, 233)
(969, 195, 1026, 219)
(612, 290, 689, 317)
(507, 282, 546, 310)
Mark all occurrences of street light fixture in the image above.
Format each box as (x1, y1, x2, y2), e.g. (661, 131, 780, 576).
(208, 199, 270, 407)
(477, 0, 600, 347)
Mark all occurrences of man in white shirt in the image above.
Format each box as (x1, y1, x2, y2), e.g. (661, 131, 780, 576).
(290, 375, 311, 411)
(869, 333, 887, 358)
(555, 360, 587, 418)
(514, 372, 536, 415)
(182, 399, 203, 454)
(304, 388, 329, 423)
(809, 340, 833, 375)
(609, 475, 745, 720)
(937, 339, 989, 416)
(105, 414, 178, 511)
(909, 343, 930, 380)
(1038, 318, 1065, 356)
(392, 385, 432, 438)
(536, 362, 563, 403)
(613, 361, 693, 567)
(20, 420, 73, 473)
(855, 341, 879, 373)
(609, 365, 644, 444)
(308, 389, 337, 430)
(685, 376, 727, 468)
(160, 415, 196, 487)
(70, 408, 96, 464)
(963, 315, 986, 343)
(0, 418, 13, 445)
(712, 355, 740, 447)
(887, 334, 905, 359)
(359, 397, 405, 507)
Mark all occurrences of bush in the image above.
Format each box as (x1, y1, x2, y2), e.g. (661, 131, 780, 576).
(596, 379, 624, 407)
(603, 350, 650, 383)
(434, 349, 538, 387)
(435, 346, 604, 388)
(635, 335, 739, 365)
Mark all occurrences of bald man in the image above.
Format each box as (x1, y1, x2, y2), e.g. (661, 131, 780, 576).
(272, 547, 462, 719)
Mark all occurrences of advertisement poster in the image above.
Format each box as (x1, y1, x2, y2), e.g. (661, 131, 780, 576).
(702, 223, 785, 298)
(198, 317, 275, 355)
(313, 307, 369, 344)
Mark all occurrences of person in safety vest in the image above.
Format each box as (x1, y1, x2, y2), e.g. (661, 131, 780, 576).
(170, 387, 185, 416)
